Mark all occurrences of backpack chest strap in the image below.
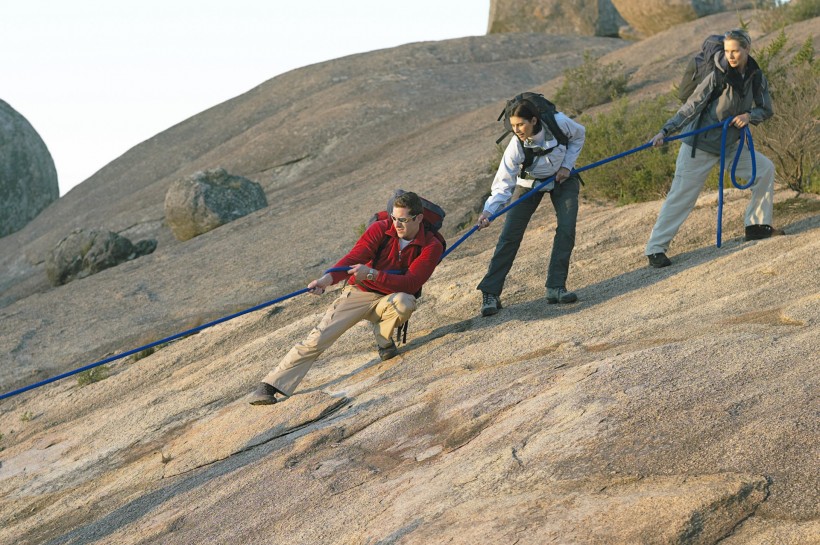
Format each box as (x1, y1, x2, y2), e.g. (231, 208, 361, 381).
(520, 144, 558, 177)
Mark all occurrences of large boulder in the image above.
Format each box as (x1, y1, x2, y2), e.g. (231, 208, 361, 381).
(488, 0, 754, 38)
(488, 0, 627, 37)
(0, 99, 59, 237)
(610, 0, 725, 37)
(164, 168, 268, 241)
(45, 228, 157, 286)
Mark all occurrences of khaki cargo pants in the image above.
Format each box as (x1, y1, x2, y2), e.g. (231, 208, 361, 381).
(262, 286, 415, 396)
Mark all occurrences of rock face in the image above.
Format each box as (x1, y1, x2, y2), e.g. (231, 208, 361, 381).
(45, 228, 157, 286)
(164, 168, 268, 241)
(488, 0, 627, 37)
(0, 100, 59, 238)
(611, 0, 724, 37)
(488, 0, 750, 37)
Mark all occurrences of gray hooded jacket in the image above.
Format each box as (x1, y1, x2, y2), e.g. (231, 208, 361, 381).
(662, 54, 773, 155)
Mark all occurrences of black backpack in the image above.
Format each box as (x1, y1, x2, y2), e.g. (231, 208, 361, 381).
(678, 34, 726, 103)
(496, 92, 569, 177)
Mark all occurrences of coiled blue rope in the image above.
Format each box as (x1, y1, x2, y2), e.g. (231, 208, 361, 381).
(717, 118, 757, 247)
(0, 118, 757, 401)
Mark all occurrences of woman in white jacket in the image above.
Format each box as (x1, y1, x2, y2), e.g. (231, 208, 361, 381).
(475, 97, 585, 316)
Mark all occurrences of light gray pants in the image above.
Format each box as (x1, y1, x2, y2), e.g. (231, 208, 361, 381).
(645, 143, 775, 255)
(263, 286, 416, 396)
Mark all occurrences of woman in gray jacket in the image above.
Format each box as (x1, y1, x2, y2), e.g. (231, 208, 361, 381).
(645, 28, 782, 268)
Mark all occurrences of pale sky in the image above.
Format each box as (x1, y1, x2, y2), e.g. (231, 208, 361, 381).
(2, 1, 489, 196)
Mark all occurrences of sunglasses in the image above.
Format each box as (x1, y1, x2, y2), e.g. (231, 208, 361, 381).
(390, 213, 420, 224)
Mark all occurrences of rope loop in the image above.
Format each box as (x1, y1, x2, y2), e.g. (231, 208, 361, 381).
(717, 117, 757, 247)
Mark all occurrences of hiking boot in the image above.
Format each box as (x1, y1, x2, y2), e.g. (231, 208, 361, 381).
(745, 224, 785, 241)
(249, 382, 279, 405)
(378, 341, 398, 361)
(480, 292, 502, 317)
(647, 252, 672, 268)
(547, 287, 578, 304)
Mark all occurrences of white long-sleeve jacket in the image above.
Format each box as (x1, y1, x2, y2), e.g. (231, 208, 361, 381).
(483, 112, 585, 216)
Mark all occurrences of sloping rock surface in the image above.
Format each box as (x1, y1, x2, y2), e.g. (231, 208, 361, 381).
(0, 11, 818, 545)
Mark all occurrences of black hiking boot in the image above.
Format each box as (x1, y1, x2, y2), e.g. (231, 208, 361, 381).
(480, 292, 502, 317)
(378, 341, 399, 361)
(546, 287, 578, 304)
(745, 224, 785, 241)
(249, 382, 280, 405)
(647, 252, 672, 268)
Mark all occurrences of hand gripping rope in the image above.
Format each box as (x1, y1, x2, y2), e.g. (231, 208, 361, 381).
(0, 117, 757, 401)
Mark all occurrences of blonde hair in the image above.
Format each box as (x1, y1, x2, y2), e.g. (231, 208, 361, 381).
(725, 29, 751, 49)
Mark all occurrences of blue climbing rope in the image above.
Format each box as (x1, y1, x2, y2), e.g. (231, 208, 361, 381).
(0, 288, 311, 401)
(0, 118, 757, 401)
(717, 118, 757, 247)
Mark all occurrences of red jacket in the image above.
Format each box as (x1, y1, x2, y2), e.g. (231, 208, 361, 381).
(329, 219, 443, 295)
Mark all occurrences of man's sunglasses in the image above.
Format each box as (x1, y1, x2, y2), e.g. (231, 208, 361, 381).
(390, 213, 420, 224)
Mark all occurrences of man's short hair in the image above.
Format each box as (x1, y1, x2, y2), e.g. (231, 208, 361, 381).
(393, 191, 424, 216)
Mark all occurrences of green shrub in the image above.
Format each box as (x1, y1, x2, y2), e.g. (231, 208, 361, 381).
(753, 32, 820, 195)
(555, 51, 631, 116)
(77, 365, 110, 386)
(20, 411, 33, 422)
(577, 95, 680, 204)
(130, 342, 170, 362)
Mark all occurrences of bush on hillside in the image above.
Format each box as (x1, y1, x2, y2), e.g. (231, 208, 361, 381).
(753, 31, 820, 195)
(576, 96, 679, 204)
(77, 365, 110, 386)
(555, 51, 631, 116)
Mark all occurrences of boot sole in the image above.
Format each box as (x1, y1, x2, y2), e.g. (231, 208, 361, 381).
(249, 396, 277, 405)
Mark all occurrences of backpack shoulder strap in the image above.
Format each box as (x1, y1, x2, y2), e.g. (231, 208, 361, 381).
(541, 110, 569, 147)
(519, 140, 534, 177)
(689, 69, 727, 158)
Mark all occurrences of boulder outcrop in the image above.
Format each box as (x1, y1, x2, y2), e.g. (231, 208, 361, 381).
(611, 0, 724, 37)
(488, 0, 755, 38)
(488, 0, 627, 37)
(164, 168, 268, 241)
(45, 228, 157, 286)
(0, 100, 59, 237)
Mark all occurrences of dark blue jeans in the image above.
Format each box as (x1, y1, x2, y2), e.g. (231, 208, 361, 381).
(477, 174, 580, 296)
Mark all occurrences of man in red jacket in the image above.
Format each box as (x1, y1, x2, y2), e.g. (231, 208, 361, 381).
(250, 191, 444, 405)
